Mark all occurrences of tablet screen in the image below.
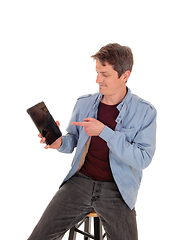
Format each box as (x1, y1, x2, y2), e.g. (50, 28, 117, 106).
(27, 102, 62, 145)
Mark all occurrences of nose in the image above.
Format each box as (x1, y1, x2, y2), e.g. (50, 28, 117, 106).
(96, 74, 102, 83)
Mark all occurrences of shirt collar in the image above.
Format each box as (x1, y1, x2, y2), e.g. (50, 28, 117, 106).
(93, 93, 102, 109)
(93, 87, 132, 110)
(117, 87, 132, 111)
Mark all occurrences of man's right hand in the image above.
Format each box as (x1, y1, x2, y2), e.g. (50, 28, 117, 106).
(38, 121, 62, 149)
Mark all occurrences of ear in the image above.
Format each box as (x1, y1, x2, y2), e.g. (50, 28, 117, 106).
(122, 70, 131, 83)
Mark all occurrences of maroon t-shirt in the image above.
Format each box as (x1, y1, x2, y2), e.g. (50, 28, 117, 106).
(80, 101, 119, 181)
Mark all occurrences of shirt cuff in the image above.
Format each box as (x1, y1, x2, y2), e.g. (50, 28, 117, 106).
(57, 136, 64, 152)
(99, 125, 115, 142)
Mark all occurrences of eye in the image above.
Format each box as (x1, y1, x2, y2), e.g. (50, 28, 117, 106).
(102, 73, 109, 77)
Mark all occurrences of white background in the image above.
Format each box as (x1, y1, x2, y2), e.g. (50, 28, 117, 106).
(1, 0, 192, 239)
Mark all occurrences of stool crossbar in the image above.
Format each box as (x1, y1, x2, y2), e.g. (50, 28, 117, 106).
(68, 211, 106, 240)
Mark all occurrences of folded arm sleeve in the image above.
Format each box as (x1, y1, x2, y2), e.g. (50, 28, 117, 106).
(99, 106, 157, 170)
(57, 101, 80, 153)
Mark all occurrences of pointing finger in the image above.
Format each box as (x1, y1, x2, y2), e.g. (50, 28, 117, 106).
(71, 122, 87, 126)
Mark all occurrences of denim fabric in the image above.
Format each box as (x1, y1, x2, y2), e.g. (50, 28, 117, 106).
(58, 88, 156, 209)
(28, 172, 138, 240)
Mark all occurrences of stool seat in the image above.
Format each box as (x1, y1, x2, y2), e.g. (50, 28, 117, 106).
(87, 211, 98, 218)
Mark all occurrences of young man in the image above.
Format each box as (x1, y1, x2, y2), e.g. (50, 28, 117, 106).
(28, 43, 157, 240)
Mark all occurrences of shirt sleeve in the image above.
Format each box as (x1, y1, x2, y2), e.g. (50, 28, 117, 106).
(99, 106, 157, 171)
(57, 133, 78, 153)
(57, 100, 80, 153)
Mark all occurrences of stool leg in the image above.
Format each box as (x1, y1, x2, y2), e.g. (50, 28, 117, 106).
(68, 225, 77, 240)
(94, 218, 102, 240)
(84, 217, 91, 240)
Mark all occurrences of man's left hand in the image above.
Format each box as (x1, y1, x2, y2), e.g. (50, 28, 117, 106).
(71, 117, 105, 136)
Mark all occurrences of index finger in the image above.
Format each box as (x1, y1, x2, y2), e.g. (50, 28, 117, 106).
(71, 122, 87, 126)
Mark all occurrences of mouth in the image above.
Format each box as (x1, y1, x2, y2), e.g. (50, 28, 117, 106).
(99, 84, 107, 88)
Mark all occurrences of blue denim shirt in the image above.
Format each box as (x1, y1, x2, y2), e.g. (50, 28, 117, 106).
(58, 88, 157, 210)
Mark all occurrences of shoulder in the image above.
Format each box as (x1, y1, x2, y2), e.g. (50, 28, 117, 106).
(77, 93, 99, 102)
(72, 93, 100, 115)
(131, 93, 156, 111)
(128, 92, 157, 125)
(74, 93, 100, 109)
(77, 94, 92, 100)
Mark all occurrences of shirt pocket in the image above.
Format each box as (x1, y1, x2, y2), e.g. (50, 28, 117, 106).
(121, 127, 136, 143)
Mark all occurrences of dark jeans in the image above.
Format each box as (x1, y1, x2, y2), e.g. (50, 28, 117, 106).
(28, 172, 138, 240)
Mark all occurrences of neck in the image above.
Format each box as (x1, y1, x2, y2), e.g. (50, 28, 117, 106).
(101, 87, 127, 105)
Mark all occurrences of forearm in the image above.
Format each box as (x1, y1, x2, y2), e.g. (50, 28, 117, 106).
(99, 111, 156, 171)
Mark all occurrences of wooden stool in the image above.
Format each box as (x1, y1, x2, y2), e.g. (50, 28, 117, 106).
(68, 211, 106, 240)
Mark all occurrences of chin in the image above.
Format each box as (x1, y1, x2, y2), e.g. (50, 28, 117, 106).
(99, 89, 105, 95)
(99, 87, 107, 95)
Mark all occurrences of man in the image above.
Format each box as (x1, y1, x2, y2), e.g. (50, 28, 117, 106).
(28, 43, 157, 240)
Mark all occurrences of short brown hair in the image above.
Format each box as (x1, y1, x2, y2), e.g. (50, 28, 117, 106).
(91, 43, 134, 78)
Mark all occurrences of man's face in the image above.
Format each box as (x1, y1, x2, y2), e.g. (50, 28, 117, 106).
(95, 60, 127, 97)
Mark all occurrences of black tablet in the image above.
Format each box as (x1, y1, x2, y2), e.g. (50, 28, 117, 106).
(27, 102, 62, 145)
